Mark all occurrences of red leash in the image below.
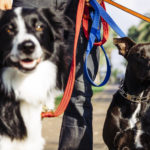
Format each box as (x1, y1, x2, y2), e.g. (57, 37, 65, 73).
(41, 0, 86, 118)
(83, 0, 109, 46)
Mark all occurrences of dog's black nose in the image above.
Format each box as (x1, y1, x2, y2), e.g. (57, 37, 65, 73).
(18, 40, 35, 54)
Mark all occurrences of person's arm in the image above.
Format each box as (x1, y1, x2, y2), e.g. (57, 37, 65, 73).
(0, 0, 12, 10)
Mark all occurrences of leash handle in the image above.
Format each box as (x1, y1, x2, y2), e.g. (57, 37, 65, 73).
(41, 0, 85, 118)
(84, 0, 126, 87)
(94, 1, 109, 46)
(84, 45, 111, 87)
(84, 1, 111, 87)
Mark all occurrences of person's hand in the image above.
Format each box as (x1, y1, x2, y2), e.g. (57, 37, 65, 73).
(0, 0, 12, 10)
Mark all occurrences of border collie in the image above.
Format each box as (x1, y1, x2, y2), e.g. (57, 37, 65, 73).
(0, 7, 73, 150)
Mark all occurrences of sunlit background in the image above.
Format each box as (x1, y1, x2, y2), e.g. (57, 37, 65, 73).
(97, 0, 150, 84)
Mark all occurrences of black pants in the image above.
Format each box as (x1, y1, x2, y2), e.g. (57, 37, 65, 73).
(13, 0, 99, 150)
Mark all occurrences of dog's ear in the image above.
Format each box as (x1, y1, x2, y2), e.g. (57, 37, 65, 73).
(113, 37, 136, 58)
(39, 8, 73, 41)
(56, 2, 68, 13)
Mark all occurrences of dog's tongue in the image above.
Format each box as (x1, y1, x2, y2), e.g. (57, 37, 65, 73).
(20, 58, 40, 69)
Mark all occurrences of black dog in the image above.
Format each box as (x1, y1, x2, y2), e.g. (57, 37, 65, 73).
(0, 7, 73, 150)
(103, 37, 150, 150)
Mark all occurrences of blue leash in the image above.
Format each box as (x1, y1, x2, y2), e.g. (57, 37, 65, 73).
(84, 0, 126, 87)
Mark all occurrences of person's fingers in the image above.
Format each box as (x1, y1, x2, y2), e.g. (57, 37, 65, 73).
(5, 4, 12, 10)
(0, 0, 12, 10)
(0, 2, 6, 10)
(5, 0, 12, 10)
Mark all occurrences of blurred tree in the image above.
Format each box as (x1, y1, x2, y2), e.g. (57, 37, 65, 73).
(128, 13, 150, 43)
(104, 27, 117, 58)
(128, 25, 139, 42)
(137, 21, 150, 42)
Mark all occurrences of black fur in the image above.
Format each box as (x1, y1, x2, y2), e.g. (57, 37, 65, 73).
(0, 85, 27, 140)
(103, 37, 150, 150)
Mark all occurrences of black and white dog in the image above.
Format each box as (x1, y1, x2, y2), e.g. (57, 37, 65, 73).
(0, 7, 73, 150)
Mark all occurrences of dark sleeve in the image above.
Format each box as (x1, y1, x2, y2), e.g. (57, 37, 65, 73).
(13, 0, 57, 8)
(57, 0, 79, 22)
(13, 0, 75, 10)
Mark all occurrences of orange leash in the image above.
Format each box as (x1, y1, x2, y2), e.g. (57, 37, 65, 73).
(104, 0, 150, 23)
(41, 0, 85, 118)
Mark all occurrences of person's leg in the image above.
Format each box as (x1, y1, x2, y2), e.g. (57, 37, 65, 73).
(58, 27, 99, 150)
(58, 1, 100, 149)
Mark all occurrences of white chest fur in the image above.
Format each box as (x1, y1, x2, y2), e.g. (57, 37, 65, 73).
(0, 103, 45, 150)
(0, 60, 57, 150)
(2, 60, 57, 106)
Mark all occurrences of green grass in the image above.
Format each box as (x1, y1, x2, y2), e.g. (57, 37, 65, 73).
(92, 86, 104, 94)
(55, 86, 105, 107)
(55, 95, 63, 106)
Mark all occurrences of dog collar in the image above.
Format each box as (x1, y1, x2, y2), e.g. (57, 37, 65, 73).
(119, 81, 150, 103)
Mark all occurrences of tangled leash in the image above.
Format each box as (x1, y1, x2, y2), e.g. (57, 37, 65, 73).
(42, 0, 127, 118)
(83, 0, 126, 87)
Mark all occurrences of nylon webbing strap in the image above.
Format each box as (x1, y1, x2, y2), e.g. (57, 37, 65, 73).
(41, 0, 85, 118)
(84, 0, 126, 87)
(104, 0, 150, 23)
(83, 1, 109, 46)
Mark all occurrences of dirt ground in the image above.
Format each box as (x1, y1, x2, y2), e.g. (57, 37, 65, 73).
(42, 84, 119, 150)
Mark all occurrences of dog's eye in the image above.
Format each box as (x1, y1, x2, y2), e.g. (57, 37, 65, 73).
(5, 24, 14, 35)
(6, 29, 14, 35)
(6, 29, 11, 33)
(35, 25, 44, 32)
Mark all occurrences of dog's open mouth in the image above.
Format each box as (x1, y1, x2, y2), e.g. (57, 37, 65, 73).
(19, 58, 41, 71)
